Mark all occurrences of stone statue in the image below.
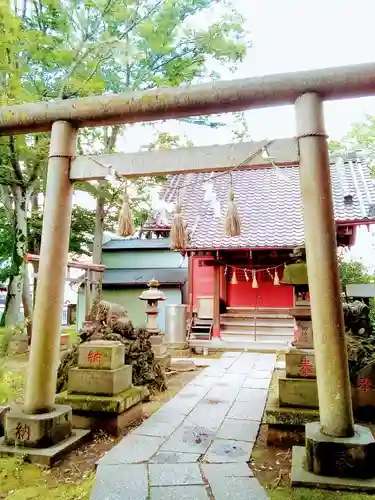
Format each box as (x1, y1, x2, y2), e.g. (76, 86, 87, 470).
(343, 300, 372, 337)
(56, 299, 167, 394)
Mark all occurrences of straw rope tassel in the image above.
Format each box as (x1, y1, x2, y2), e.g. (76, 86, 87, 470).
(274, 270, 280, 286)
(117, 185, 135, 237)
(252, 271, 259, 289)
(231, 270, 238, 285)
(170, 203, 187, 250)
(224, 189, 241, 237)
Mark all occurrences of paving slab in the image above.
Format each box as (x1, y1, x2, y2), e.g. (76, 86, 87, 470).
(216, 419, 259, 442)
(204, 438, 254, 463)
(150, 451, 201, 463)
(221, 352, 242, 358)
(149, 463, 204, 486)
(150, 485, 210, 500)
(242, 377, 271, 390)
(208, 476, 269, 500)
(91, 464, 148, 500)
(227, 401, 265, 422)
(98, 434, 165, 465)
(236, 388, 268, 404)
(160, 422, 216, 454)
(92, 352, 272, 500)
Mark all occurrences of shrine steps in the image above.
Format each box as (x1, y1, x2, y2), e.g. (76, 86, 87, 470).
(220, 308, 294, 346)
(188, 338, 290, 353)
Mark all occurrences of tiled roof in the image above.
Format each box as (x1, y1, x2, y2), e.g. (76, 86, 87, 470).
(102, 268, 187, 286)
(148, 158, 375, 249)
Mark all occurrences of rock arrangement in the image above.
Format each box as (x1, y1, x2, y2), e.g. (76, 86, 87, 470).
(57, 300, 167, 394)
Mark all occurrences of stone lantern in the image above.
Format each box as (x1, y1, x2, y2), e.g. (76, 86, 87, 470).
(139, 279, 171, 368)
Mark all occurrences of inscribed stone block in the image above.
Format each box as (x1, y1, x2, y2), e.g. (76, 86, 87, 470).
(353, 362, 375, 409)
(78, 340, 125, 370)
(68, 365, 132, 396)
(293, 320, 313, 348)
(285, 348, 316, 378)
(5, 404, 72, 448)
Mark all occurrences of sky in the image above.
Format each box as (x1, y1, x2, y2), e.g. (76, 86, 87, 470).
(80, 0, 375, 268)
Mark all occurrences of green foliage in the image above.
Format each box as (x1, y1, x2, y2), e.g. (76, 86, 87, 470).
(339, 260, 372, 289)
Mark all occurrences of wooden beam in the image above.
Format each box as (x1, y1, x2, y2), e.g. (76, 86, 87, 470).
(70, 138, 297, 181)
(2, 62, 375, 135)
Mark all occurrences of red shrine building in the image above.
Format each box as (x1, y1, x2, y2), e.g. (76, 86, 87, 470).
(145, 145, 375, 348)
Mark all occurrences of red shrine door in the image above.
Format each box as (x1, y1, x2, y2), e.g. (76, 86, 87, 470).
(227, 268, 293, 309)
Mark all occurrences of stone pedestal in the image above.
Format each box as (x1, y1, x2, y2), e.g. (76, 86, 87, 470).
(150, 334, 171, 369)
(55, 340, 149, 436)
(0, 403, 89, 465)
(291, 423, 375, 491)
(60, 333, 71, 351)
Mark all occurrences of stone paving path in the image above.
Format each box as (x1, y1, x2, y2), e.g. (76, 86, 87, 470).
(91, 352, 276, 499)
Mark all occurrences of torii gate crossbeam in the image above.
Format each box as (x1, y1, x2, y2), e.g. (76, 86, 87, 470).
(2, 62, 370, 445)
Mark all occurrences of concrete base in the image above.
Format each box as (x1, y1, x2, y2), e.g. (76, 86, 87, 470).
(68, 365, 132, 395)
(278, 374, 318, 408)
(291, 445, 375, 492)
(55, 386, 149, 413)
(155, 353, 171, 369)
(72, 403, 143, 437)
(305, 422, 375, 479)
(5, 404, 72, 448)
(0, 429, 90, 466)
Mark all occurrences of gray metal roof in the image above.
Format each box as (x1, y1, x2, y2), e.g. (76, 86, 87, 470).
(102, 267, 187, 286)
(102, 238, 172, 251)
(346, 283, 375, 298)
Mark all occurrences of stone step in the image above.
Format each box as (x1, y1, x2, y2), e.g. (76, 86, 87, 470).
(189, 338, 289, 352)
(220, 329, 293, 340)
(278, 374, 318, 408)
(221, 313, 294, 321)
(220, 323, 293, 333)
(226, 307, 291, 316)
(285, 349, 316, 378)
(220, 320, 294, 329)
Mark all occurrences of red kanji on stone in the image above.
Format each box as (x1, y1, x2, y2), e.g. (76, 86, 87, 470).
(299, 357, 313, 377)
(358, 377, 372, 392)
(87, 350, 101, 364)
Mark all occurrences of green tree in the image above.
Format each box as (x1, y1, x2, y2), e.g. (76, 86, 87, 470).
(339, 260, 372, 289)
(0, 0, 248, 325)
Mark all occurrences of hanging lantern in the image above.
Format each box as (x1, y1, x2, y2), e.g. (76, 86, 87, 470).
(117, 184, 135, 237)
(273, 270, 280, 286)
(224, 189, 241, 237)
(231, 270, 238, 285)
(170, 202, 187, 250)
(252, 270, 259, 288)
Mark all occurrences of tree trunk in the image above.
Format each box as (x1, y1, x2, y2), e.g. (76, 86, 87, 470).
(1, 186, 28, 327)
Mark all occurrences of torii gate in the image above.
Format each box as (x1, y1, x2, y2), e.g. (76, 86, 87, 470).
(1, 61, 375, 469)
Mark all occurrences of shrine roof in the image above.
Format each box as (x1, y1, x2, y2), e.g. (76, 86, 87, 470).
(102, 238, 171, 251)
(102, 267, 187, 287)
(147, 156, 375, 249)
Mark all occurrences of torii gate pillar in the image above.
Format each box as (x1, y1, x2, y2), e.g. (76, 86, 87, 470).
(25, 121, 76, 414)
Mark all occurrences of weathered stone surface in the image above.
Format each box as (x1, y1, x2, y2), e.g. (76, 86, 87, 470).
(166, 342, 189, 351)
(150, 451, 201, 463)
(278, 375, 318, 408)
(160, 422, 215, 454)
(68, 365, 132, 396)
(150, 334, 165, 346)
(305, 422, 375, 479)
(285, 348, 316, 378)
(204, 438, 254, 463)
(0, 429, 90, 466)
(352, 362, 375, 411)
(10, 334, 29, 354)
(208, 476, 268, 500)
(98, 434, 165, 465)
(56, 386, 149, 413)
(150, 485, 209, 500)
(0, 406, 10, 436)
(5, 405, 72, 448)
(293, 320, 313, 349)
(149, 463, 204, 486)
(236, 388, 268, 405)
(153, 344, 168, 357)
(91, 463, 148, 500)
(72, 403, 143, 437)
(78, 340, 125, 370)
(227, 401, 265, 422)
(132, 417, 181, 439)
(202, 462, 253, 479)
(242, 377, 271, 390)
(217, 419, 259, 442)
(291, 445, 375, 492)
